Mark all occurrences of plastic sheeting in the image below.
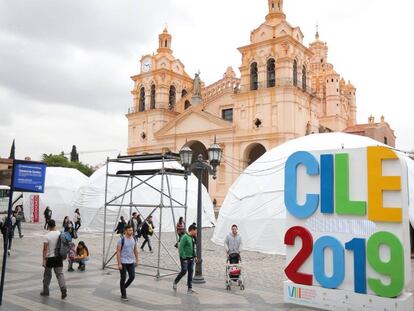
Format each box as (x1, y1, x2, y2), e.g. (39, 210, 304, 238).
(22, 167, 88, 222)
(72, 160, 216, 233)
(212, 133, 414, 255)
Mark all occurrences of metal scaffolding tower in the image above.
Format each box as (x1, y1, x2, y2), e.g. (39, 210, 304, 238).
(101, 152, 188, 278)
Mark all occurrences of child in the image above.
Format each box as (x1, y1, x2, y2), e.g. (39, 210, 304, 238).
(67, 242, 76, 272)
(68, 241, 89, 272)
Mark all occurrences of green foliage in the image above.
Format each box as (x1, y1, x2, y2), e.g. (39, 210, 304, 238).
(42, 153, 94, 177)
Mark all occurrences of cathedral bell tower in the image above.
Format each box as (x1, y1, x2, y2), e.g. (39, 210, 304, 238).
(267, 0, 286, 21)
(157, 27, 172, 54)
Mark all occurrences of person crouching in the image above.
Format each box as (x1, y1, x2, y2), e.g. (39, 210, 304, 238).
(68, 241, 89, 272)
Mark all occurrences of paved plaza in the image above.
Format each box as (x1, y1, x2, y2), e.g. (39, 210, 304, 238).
(0, 223, 413, 311)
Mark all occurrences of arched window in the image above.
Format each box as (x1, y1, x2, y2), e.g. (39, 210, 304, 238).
(250, 62, 258, 91)
(165, 40, 168, 48)
(293, 60, 298, 86)
(182, 89, 188, 98)
(302, 66, 307, 91)
(139, 87, 145, 112)
(169, 85, 176, 110)
(184, 100, 191, 110)
(267, 58, 276, 88)
(150, 84, 156, 109)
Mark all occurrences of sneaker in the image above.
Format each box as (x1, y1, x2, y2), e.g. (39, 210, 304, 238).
(68, 268, 75, 272)
(19, 235, 24, 238)
(173, 282, 177, 291)
(121, 295, 128, 301)
(61, 290, 67, 300)
(187, 288, 197, 294)
(80, 265, 85, 272)
(40, 291, 49, 297)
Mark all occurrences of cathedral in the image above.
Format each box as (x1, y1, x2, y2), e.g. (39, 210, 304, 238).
(126, 0, 395, 208)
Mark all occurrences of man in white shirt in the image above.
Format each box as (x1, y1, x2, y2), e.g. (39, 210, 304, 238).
(41, 219, 67, 299)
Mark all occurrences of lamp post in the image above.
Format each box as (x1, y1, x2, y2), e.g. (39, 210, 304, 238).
(179, 138, 222, 284)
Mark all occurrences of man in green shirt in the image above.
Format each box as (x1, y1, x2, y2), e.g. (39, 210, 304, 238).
(173, 223, 197, 294)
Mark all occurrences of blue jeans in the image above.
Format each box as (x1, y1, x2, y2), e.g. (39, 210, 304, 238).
(140, 234, 152, 251)
(174, 258, 194, 289)
(13, 220, 22, 237)
(68, 257, 88, 269)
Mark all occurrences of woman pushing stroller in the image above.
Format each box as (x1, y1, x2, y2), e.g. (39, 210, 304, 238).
(224, 224, 242, 261)
(224, 224, 244, 290)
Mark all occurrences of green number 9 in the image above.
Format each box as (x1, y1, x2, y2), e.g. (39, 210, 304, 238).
(367, 231, 404, 298)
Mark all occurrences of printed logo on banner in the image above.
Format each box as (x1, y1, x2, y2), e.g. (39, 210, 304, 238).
(288, 286, 302, 298)
(283, 146, 412, 308)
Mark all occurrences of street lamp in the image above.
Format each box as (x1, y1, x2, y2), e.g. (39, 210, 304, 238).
(179, 138, 222, 284)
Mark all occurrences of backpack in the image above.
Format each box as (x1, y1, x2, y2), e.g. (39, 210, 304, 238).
(55, 231, 72, 259)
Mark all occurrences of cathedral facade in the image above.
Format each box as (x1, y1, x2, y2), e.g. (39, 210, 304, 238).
(126, 0, 394, 208)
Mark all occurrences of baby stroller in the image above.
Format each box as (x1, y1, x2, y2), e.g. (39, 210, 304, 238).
(225, 253, 245, 290)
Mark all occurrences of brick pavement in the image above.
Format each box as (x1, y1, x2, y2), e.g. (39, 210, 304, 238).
(0, 223, 412, 311)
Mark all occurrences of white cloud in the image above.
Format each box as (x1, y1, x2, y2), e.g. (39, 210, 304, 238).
(1, 0, 413, 165)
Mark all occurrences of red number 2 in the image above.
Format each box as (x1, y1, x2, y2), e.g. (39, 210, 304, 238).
(284, 226, 313, 285)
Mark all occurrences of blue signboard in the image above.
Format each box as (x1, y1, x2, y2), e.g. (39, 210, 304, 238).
(12, 161, 47, 193)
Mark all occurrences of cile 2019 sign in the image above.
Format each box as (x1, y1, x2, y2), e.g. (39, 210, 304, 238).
(283, 146, 412, 310)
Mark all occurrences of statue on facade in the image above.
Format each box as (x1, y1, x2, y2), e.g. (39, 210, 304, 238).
(192, 72, 202, 97)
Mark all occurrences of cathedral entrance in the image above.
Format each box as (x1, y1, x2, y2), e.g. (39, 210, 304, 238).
(186, 141, 209, 190)
(244, 143, 267, 167)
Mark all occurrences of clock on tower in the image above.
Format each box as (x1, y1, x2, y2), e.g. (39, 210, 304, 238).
(141, 58, 152, 73)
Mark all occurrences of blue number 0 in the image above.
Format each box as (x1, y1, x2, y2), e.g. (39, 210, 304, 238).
(313, 236, 345, 289)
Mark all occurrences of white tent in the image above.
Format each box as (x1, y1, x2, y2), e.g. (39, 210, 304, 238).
(22, 167, 88, 222)
(212, 133, 414, 255)
(72, 160, 216, 232)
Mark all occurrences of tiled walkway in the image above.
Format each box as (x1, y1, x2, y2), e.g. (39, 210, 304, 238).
(0, 223, 411, 310)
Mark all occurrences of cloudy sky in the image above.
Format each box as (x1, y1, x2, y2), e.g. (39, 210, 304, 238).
(1, 0, 413, 165)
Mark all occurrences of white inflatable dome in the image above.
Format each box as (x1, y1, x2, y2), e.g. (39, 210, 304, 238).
(23, 167, 88, 222)
(212, 133, 414, 255)
(72, 160, 216, 232)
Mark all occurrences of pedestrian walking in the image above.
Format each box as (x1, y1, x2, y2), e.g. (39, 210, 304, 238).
(116, 225, 139, 301)
(62, 216, 77, 240)
(128, 212, 142, 240)
(73, 208, 81, 231)
(41, 219, 67, 299)
(44, 206, 52, 230)
(1, 214, 15, 256)
(173, 223, 197, 294)
(12, 205, 24, 238)
(140, 215, 154, 252)
(68, 241, 89, 272)
(115, 216, 127, 235)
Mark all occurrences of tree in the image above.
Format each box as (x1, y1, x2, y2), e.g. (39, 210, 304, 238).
(9, 139, 15, 160)
(70, 145, 79, 162)
(42, 153, 94, 177)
